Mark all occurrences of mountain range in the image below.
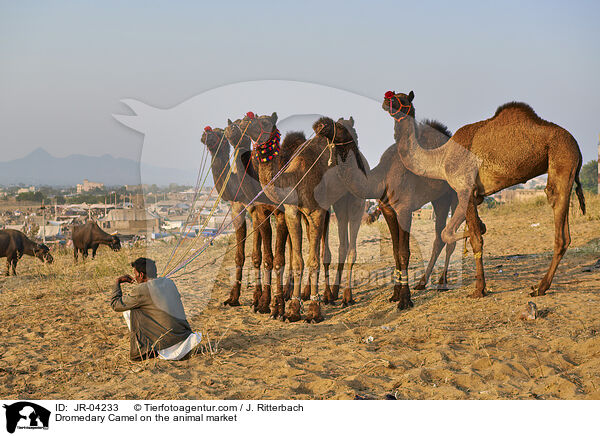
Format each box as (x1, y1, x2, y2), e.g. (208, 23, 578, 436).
(0, 148, 199, 187)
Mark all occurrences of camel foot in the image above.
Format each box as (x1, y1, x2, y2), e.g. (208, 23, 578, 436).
(252, 285, 263, 311)
(530, 286, 547, 297)
(256, 285, 271, 314)
(397, 295, 414, 311)
(331, 284, 340, 300)
(413, 280, 426, 291)
(284, 299, 302, 323)
(301, 284, 311, 301)
(223, 297, 241, 307)
(323, 285, 335, 305)
(341, 289, 355, 308)
(304, 301, 324, 324)
(389, 285, 402, 302)
(469, 288, 486, 298)
(270, 295, 285, 320)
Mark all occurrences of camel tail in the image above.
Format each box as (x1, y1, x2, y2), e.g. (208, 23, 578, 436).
(574, 160, 586, 215)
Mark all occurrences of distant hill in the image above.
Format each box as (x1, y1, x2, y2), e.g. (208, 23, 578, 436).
(0, 148, 200, 186)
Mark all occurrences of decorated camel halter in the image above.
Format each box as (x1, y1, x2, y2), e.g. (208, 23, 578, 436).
(203, 125, 224, 151)
(384, 91, 413, 122)
(246, 112, 281, 162)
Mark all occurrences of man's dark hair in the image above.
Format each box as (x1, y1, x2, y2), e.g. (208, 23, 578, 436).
(131, 257, 157, 279)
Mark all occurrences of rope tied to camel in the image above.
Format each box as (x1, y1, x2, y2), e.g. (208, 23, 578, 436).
(394, 268, 409, 285)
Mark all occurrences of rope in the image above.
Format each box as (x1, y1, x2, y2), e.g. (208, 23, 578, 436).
(161, 123, 250, 276)
(167, 130, 329, 278)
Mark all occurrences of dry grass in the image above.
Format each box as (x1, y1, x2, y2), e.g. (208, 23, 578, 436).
(0, 194, 599, 399)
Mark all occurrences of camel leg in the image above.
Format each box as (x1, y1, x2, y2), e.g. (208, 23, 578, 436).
(223, 203, 246, 307)
(250, 209, 263, 310)
(332, 209, 349, 302)
(5, 258, 11, 276)
(304, 210, 325, 323)
(82, 248, 89, 262)
(256, 207, 274, 314)
(271, 210, 288, 319)
(284, 206, 303, 322)
(465, 199, 486, 298)
(73, 248, 79, 264)
(380, 202, 403, 302)
(342, 206, 361, 307)
(283, 234, 293, 300)
(321, 211, 333, 304)
(416, 195, 453, 290)
(390, 210, 414, 310)
(11, 257, 17, 276)
(301, 215, 312, 301)
(532, 170, 574, 296)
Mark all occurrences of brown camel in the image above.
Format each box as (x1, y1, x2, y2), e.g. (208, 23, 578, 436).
(222, 119, 293, 315)
(238, 112, 366, 322)
(317, 116, 458, 309)
(201, 126, 287, 313)
(383, 90, 586, 298)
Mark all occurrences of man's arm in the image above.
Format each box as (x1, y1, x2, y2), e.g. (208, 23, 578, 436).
(110, 280, 144, 312)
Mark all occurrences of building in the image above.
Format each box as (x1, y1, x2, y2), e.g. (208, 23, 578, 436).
(494, 188, 546, 203)
(17, 186, 36, 194)
(99, 208, 160, 235)
(76, 179, 104, 193)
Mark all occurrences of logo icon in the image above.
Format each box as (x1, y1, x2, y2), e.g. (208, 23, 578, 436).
(3, 402, 50, 434)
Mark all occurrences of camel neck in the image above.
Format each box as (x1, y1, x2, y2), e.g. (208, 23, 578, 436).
(336, 151, 384, 199)
(394, 117, 446, 180)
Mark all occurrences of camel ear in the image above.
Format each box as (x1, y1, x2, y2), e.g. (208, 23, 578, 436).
(408, 91, 414, 102)
(227, 118, 233, 126)
(349, 116, 354, 126)
(270, 112, 278, 124)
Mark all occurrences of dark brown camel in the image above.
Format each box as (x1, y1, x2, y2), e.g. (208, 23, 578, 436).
(238, 112, 366, 322)
(317, 115, 458, 309)
(201, 126, 288, 314)
(383, 90, 585, 298)
(222, 120, 293, 314)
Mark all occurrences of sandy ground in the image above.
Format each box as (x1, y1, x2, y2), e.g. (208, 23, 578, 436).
(1, 196, 599, 400)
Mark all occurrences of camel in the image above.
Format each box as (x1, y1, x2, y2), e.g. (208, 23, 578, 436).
(201, 126, 287, 314)
(222, 119, 293, 315)
(238, 112, 366, 322)
(382, 90, 586, 298)
(319, 115, 458, 309)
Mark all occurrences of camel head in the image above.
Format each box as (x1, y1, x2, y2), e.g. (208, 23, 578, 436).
(239, 112, 278, 146)
(224, 118, 251, 151)
(382, 90, 415, 121)
(312, 116, 358, 162)
(201, 126, 229, 156)
(34, 244, 53, 264)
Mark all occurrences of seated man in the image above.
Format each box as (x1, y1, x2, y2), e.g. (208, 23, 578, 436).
(110, 257, 201, 361)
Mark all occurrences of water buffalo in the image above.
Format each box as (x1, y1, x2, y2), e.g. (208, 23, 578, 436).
(72, 221, 121, 262)
(0, 229, 53, 276)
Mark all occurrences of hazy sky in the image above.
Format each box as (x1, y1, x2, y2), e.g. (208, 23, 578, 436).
(1, 0, 599, 169)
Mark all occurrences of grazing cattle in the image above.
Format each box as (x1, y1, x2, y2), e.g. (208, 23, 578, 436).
(0, 229, 53, 276)
(72, 221, 121, 262)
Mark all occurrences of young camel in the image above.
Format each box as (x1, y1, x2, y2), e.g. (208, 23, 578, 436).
(238, 112, 366, 322)
(201, 127, 287, 313)
(383, 91, 586, 298)
(319, 115, 458, 310)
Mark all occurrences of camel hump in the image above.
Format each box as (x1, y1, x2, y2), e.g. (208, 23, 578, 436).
(422, 119, 453, 138)
(281, 131, 306, 151)
(493, 102, 537, 118)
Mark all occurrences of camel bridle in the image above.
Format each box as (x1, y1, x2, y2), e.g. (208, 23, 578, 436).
(386, 94, 413, 122)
